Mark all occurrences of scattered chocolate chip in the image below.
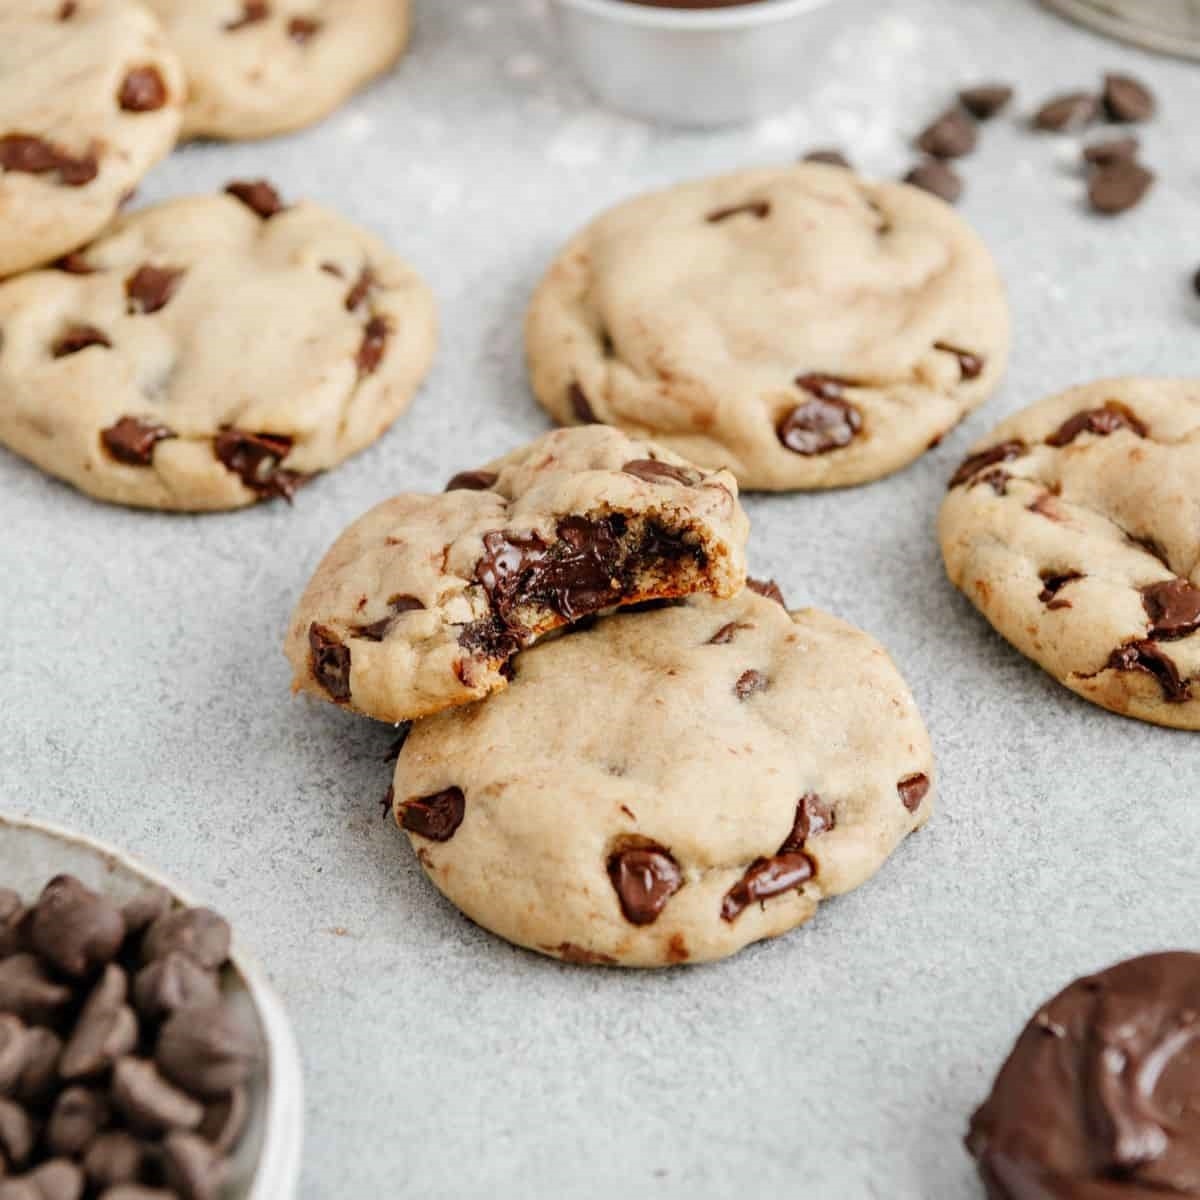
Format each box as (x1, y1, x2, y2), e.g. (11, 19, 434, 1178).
(948, 440, 1026, 489)
(1046, 401, 1146, 446)
(133, 955, 221, 1023)
(444, 469, 498, 492)
(0, 1014, 29, 1093)
(156, 1004, 258, 1099)
(916, 106, 977, 159)
(1088, 159, 1154, 215)
(356, 316, 390, 376)
(125, 265, 184, 315)
(0, 1097, 34, 1166)
(621, 459, 700, 486)
(197, 1087, 247, 1155)
(1039, 571, 1084, 609)
(213, 429, 302, 501)
(897, 773, 930, 813)
(904, 158, 963, 203)
(344, 267, 375, 313)
(30, 877, 125, 978)
(83, 1131, 146, 1189)
(958, 84, 1013, 120)
(1102, 73, 1155, 123)
(1033, 92, 1098, 132)
(101, 417, 176, 466)
(224, 179, 283, 218)
(0, 134, 97, 186)
(607, 844, 683, 926)
(1082, 135, 1139, 167)
(777, 395, 861, 455)
(287, 16, 322, 44)
(568, 382, 598, 424)
(52, 325, 110, 358)
(542, 943, 617, 966)
(111, 1057, 204, 1134)
(121, 887, 172, 938)
(19, 1159, 84, 1200)
(707, 621, 750, 645)
(118, 67, 168, 113)
(396, 788, 465, 842)
(0, 955, 72, 1025)
(734, 669, 767, 699)
(351, 595, 424, 642)
(163, 1130, 227, 1200)
(225, 1, 269, 31)
(802, 148, 850, 167)
(46, 1087, 109, 1157)
(747, 577, 786, 607)
(14, 1028, 63, 1105)
(706, 200, 769, 223)
(59, 966, 138, 1079)
(1107, 641, 1190, 703)
(1141, 579, 1200, 641)
(790, 793, 835, 845)
(720, 851, 813, 922)
(934, 342, 984, 380)
(307, 623, 351, 702)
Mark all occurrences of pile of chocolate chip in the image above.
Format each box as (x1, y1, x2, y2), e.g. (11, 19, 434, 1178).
(805, 70, 1158, 214)
(0, 876, 261, 1200)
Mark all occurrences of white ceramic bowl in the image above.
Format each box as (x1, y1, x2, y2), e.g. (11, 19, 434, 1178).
(0, 813, 304, 1200)
(551, 0, 848, 127)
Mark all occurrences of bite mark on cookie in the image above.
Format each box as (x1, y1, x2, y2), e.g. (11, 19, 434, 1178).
(607, 842, 683, 926)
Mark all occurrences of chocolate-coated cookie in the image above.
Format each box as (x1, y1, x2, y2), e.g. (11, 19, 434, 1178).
(0, 183, 436, 510)
(142, 0, 410, 140)
(968, 952, 1200, 1198)
(391, 590, 934, 967)
(0, 0, 185, 277)
(940, 378, 1200, 730)
(285, 426, 749, 723)
(526, 164, 1009, 491)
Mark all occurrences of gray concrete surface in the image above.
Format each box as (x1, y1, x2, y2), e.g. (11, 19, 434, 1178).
(2, 1, 1198, 1196)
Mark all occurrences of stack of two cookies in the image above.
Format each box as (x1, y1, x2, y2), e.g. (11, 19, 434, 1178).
(284, 426, 935, 967)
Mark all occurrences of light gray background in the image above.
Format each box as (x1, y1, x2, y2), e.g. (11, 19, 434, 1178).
(2, 1, 1198, 1197)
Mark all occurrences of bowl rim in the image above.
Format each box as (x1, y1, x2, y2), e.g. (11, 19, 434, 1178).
(553, 0, 837, 32)
(0, 812, 305, 1200)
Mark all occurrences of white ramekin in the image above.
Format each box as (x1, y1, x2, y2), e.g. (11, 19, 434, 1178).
(551, 0, 846, 127)
(0, 813, 305, 1200)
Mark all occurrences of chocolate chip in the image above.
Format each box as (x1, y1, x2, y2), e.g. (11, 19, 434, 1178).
(789, 793, 835, 845)
(542, 943, 618, 966)
(396, 788, 465, 842)
(1141, 579, 1200, 641)
(155, 1004, 258, 1099)
(1039, 571, 1084, 609)
(916, 107, 977, 159)
(357, 316, 390, 376)
(213, 429, 302, 501)
(568, 382, 598, 424)
(59, 0, 77, 16)
(121, 888, 172, 938)
(344, 267, 374, 312)
(948, 440, 1026, 489)
(125, 265, 184, 315)
(18, 1160, 83, 1200)
(707, 621, 749, 645)
(0, 1016, 29, 1094)
(52, 325, 110, 358)
(0, 1099, 33, 1167)
(607, 844, 683, 926)
(706, 200, 769, 223)
(0, 895, 26, 958)
(60, 966, 138, 1080)
(225, 1, 269, 31)
(287, 16, 322, 43)
(162, 1131, 227, 1200)
(197, 1087, 247, 1155)
(1088, 160, 1154, 215)
(53, 251, 95, 275)
(734, 669, 767, 699)
(794, 372, 852, 401)
(1102, 73, 1155, 123)
(1107, 641, 1190, 703)
(351, 595, 425, 643)
(133, 955, 221, 1023)
(46, 1087, 109, 1158)
(897, 773, 930, 813)
(223, 179, 284, 218)
(1033, 92, 1098, 131)
(30, 876, 125, 978)
(142, 909, 230, 971)
(0, 955, 72, 1024)
(444, 469, 497, 492)
(1046, 401, 1146, 446)
(1082, 135, 1139, 167)
(932, 345, 985, 384)
(101, 417, 176, 467)
(307, 623, 351, 701)
(13, 1028, 62, 1106)
(621, 459, 700, 486)
(958, 84, 1013, 120)
(747, 577, 786, 607)
(111, 1058, 203, 1134)
(802, 148, 850, 167)
(720, 851, 813, 923)
(777, 395, 861, 455)
(0, 135, 97, 187)
(83, 1131, 146, 1188)
(118, 67, 168, 113)
(904, 158, 962, 203)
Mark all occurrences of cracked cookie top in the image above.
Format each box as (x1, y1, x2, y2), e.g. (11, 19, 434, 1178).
(0, 0, 185, 277)
(525, 163, 1009, 491)
(390, 589, 934, 967)
(284, 426, 749, 724)
(940, 378, 1200, 730)
(0, 182, 437, 510)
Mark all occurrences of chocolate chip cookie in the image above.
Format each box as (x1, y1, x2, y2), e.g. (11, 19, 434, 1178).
(390, 589, 934, 967)
(0, 0, 185, 277)
(142, 0, 410, 140)
(967, 952, 1200, 1198)
(526, 163, 1009, 490)
(0, 182, 437, 510)
(285, 426, 749, 723)
(940, 378, 1200, 730)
